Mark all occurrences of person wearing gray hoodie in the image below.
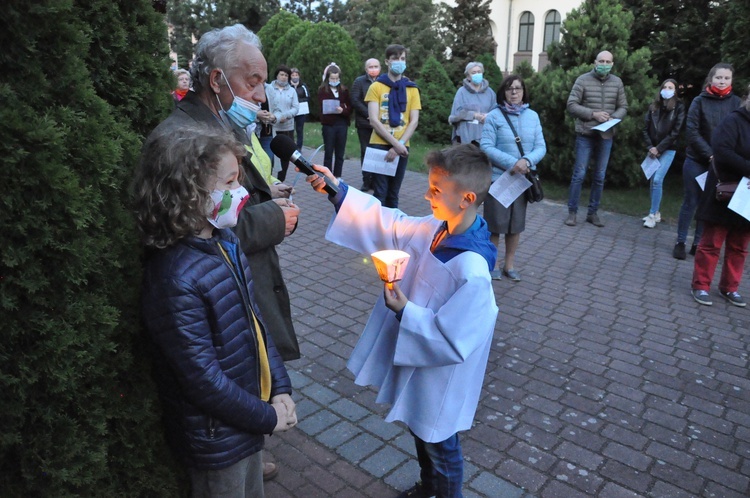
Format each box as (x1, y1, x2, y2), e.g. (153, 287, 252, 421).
(449, 61, 497, 145)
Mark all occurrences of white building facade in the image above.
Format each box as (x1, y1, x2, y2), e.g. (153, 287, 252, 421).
(485, 0, 581, 72)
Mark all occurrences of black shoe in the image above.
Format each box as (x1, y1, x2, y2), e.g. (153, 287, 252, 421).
(720, 291, 747, 307)
(689, 243, 698, 256)
(673, 243, 686, 260)
(397, 482, 436, 498)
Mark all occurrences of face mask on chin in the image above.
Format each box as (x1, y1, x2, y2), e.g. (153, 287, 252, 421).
(367, 68, 380, 78)
(207, 185, 250, 229)
(219, 70, 260, 129)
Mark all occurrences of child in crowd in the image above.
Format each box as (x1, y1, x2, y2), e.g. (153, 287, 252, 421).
(305, 143, 499, 498)
(133, 126, 296, 497)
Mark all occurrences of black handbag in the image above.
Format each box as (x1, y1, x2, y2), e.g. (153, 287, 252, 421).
(500, 110, 544, 203)
(711, 159, 737, 203)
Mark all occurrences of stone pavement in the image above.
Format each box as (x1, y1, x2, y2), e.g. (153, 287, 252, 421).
(264, 150, 750, 498)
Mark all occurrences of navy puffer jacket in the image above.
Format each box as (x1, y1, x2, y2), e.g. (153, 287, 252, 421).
(142, 229, 291, 470)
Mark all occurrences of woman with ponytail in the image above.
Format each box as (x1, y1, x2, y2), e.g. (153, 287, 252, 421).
(642, 79, 685, 228)
(673, 63, 742, 259)
(318, 63, 351, 179)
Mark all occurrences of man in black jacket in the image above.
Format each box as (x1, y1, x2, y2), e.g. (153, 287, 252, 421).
(351, 58, 381, 191)
(146, 23, 300, 486)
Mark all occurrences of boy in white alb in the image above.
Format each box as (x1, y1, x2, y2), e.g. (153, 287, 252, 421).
(305, 144, 498, 498)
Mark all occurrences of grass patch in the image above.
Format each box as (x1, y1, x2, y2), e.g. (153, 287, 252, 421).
(301, 121, 684, 222)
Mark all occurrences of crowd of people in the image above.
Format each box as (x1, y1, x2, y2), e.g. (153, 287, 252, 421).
(153, 23, 749, 498)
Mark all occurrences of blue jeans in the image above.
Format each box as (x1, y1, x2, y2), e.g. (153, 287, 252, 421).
(567, 134, 614, 215)
(294, 114, 306, 150)
(413, 431, 463, 498)
(259, 135, 274, 170)
(649, 149, 676, 214)
(322, 123, 348, 178)
(370, 144, 408, 208)
(676, 156, 707, 245)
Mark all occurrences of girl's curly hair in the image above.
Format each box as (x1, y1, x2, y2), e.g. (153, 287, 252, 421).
(133, 125, 245, 248)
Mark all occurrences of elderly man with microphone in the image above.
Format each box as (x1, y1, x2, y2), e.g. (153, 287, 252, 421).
(146, 24, 301, 487)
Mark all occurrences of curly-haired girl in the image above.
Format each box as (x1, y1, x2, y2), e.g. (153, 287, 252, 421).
(133, 126, 297, 495)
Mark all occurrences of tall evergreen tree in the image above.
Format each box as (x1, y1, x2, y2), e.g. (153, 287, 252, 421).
(416, 56, 456, 145)
(529, 0, 655, 188)
(284, 0, 346, 23)
(257, 10, 304, 68)
(476, 52, 503, 93)
(288, 22, 363, 118)
(1, 0, 179, 494)
(721, 0, 750, 92)
(620, 0, 731, 99)
(442, 0, 496, 83)
(167, 0, 280, 67)
(343, 0, 446, 77)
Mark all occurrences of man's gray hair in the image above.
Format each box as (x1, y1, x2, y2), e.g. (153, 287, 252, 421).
(464, 61, 484, 76)
(190, 24, 262, 93)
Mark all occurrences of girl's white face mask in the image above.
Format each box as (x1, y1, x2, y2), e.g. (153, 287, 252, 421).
(207, 186, 249, 229)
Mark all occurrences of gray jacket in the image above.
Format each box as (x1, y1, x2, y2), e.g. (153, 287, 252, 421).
(567, 70, 628, 139)
(266, 82, 299, 132)
(449, 79, 497, 144)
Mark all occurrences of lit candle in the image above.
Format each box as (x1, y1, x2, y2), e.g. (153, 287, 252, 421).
(371, 250, 410, 289)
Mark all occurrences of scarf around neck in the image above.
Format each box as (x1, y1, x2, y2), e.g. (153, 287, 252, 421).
(376, 74, 418, 127)
(706, 85, 732, 98)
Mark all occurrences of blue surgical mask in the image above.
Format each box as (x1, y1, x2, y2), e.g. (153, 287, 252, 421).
(329, 80, 340, 87)
(660, 89, 675, 100)
(390, 61, 406, 75)
(220, 71, 260, 129)
(470, 73, 483, 85)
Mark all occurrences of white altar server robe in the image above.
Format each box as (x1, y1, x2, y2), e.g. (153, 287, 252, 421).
(326, 187, 499, 443)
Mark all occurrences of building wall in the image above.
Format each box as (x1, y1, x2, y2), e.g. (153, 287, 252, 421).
(487, 0, 580, 72)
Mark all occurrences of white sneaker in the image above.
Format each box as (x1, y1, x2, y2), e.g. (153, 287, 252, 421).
(642, 212, 661, 223)
(643, 213, 656, 228)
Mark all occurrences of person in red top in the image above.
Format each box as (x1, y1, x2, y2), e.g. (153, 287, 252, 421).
(171, 69, 191, 104)
(318, 63, 351, 178)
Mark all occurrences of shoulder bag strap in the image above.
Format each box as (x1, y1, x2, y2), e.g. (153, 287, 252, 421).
(500, 109, 525, 156)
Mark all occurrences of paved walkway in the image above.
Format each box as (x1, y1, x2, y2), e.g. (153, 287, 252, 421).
(264, 150, 750, 498)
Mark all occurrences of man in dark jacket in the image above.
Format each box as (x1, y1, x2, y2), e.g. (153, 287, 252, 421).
(565, 50, 628, 228)
(146, 23, 301, 484)
(351, 58, 380, 191)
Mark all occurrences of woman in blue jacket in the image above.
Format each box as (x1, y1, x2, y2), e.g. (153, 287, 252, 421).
(481, 75, 546, 282)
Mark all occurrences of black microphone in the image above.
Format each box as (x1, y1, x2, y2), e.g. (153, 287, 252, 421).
(270, 134, 339, 195)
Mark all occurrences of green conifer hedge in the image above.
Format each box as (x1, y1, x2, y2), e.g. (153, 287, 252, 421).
(1, 1, 180, 494)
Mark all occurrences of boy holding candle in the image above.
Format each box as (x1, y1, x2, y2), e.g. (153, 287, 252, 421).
(305, 144, 498, 498)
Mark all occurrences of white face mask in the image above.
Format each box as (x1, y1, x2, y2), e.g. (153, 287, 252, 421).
(207, 186, 249, 229)
(660, 88, 675, 100)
